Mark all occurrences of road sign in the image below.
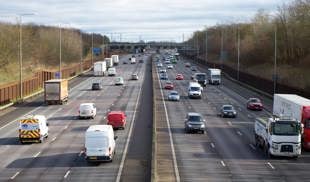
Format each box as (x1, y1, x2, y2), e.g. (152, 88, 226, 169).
(55, 72, 61, 79)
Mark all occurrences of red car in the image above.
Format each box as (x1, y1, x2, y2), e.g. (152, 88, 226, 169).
(164, 81, 174, 90)
(176, 74, 184, 80)
(247, 98, 263, 110)
(107, 111, 126, 129)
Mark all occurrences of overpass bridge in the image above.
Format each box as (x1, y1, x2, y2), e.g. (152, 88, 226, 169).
(108, 42, 187, 53)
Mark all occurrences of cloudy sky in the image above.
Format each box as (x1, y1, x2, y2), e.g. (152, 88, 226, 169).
(0, 0, 291, 42)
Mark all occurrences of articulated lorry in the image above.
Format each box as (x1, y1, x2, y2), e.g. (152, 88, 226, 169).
(273, 94, 310, 150)
(44, 79, 68, 105)
(93, 61, 106, 76)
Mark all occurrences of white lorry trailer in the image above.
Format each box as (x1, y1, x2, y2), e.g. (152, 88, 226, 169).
(105, 58, 113, 68)
(207, 68, 221, 85)
(93, 61, 106, 76)
(111, 55, 119, 66)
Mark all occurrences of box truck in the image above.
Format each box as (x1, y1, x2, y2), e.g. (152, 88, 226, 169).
(105, 58, 113, 68)
(111, 55, 119, 66)
(44, 79, 68, 105)
(93, 61, 106, 76)
(19, 115, 49, 144)
(273, 94, 310, 149)
(207, 68, 221, 85)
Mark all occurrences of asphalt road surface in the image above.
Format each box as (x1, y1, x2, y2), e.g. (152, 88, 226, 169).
(154, 53, 310, 182)
(0, 54, 149, 182)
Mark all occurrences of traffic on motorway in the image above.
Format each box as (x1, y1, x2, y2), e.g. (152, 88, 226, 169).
(155, 49, 310, 181)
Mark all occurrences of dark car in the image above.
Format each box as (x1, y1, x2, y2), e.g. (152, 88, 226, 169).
(191, 66, 197, 71)
(123, 60, 128, 64)
(92, 82, 102, 90)
(220, 105, 237, 118)
(184, 112, 206, 134)
(139, 59, 144, 63)
(247, 98, 263, 110)
(160, 73, 168, 80)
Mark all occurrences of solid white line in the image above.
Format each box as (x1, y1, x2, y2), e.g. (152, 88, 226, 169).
(155, 68, 181, 182)
(116, 80, 143, 182)
(227, 121, 232, 126)
(267, 162, 275, 169)
(33, 152, 41, 158)
(247, 114, 252, 118)
(64, 125, 68, 129)
(237, 131, 243, 136)
(211, 143, 215, 148)
(46, 108, 63, 119)
(52, 136, 57, 142)
(249, 144, 256, 150)
(0, 106, 42, 131)
(10, 171, 20, 180)
(221, 161, 226, 167)
(64, 170, 71, 178)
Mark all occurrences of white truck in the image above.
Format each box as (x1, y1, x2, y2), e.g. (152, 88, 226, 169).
(207, 68, 221, 85)
(273, 94, 310, 150)
(105, 58, 113, 68)
(93, 61, 106, 76)
(111, 55, 119, 66)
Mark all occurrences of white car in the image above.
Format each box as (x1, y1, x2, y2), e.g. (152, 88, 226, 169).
(115, 77, 124, 85)
(79, 103, 96, 119)
(159, 69, 167, 73)
(157, 63, 163, 67)
(167, 65, 173, 69)
(107, 67, 116, 76)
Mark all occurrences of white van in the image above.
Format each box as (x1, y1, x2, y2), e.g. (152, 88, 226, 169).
(107, 67, 116, 76)
(19, 115, 49, 144)
(207, 68, 221, 85)
(188, 82, 203, 99)
(85, 125, 117, 162)
(130, 57, 136, 64)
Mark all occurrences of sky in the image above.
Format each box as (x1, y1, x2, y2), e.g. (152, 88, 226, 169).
(0, 0, 292, 42)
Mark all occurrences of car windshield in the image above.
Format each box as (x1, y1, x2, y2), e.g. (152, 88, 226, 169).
(190, 87, 200, 91)
(250, 99, 260, 103)
(272, 122, 300, 136)
(223, 106, 233, 110)
(81, 105, 92, 110)
(188, 115, 202, 122)
(170, 92, 178, 96)
(196, 74, 206, 80)
(93, 83, 99, 86)
(212, 75, 220, 79)
(116, 78, 122, 82)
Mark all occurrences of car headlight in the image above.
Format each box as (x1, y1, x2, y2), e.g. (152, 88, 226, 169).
(187, 124, 192, 127)
(224, 112, 227, 114)
(201, 124, 205, 128)
(272, 143, 279, 150)
(233, 112, 237, 114)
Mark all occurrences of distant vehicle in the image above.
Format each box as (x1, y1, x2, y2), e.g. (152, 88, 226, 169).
(131, 74, 139, 80)
(93, 61, 106, 76)
(167, 65, 173, 69)
(273, 94, 310, 150)
(19, 115, 49, 144)
(191, 66, 197, 71)
(139, 59, 144, 63)
(188, 82, 203, 99)
(79, 103, 96, 119)
(107, 67, 116, 76)
(193, 73, 207, 87)
(107, 111, 126, 129)
(131, 57, 136, 64)
(164, 60, 171, 64)
(185, 62, 191, 67)
(123, 60, 128, 64)
(167, 91, 180, 101)
(157, 63, 163, 67)
(85, 125, 117, 163)
(164, 81, 174, 90)
(111, 55, 119, 66)
(44, 79, 68, 105)
(176, 74, 184, 80)
(184, 112, 206, 134)
(207, 68, 221, 85)
(159, 69, 167, 73)
(255, 117, 302, 158)
(247, 98, 263, 110)
(220, 105, 237, 118)
(104, 58, 113, 68)
(92, 82, 102, 90)
(115, 77, 124, 85)
(160, 73, 168, 80)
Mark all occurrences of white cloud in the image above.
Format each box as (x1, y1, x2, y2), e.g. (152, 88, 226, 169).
(0, 0, 291, 42)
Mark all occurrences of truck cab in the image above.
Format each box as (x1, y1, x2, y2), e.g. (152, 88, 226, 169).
(255, 117, 302, 158)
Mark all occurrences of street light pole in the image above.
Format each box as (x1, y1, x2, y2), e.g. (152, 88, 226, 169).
(273, 25, 277, 94)
(205, 29, 208, 66)
(237, 25, 240, 81)
(80, 32, 83, 73)
(19, 16, 23, 101)
(91, 33, 94, 65)
(59, 25, 62, 79)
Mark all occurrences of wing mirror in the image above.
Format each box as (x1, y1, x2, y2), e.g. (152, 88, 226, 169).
(114, 136, 118, 140)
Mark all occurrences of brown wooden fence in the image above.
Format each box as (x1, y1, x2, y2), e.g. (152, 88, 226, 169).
(0, 59, 94, 106)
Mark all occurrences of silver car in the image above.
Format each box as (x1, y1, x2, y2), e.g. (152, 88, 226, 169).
(168, 91, 180, 101)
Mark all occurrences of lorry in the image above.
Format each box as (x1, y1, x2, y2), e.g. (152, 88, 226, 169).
(111, 55, 119, 66)
(273, 94, 310, 150)
(44, 79, 68, 105)
(93, 61, 106, 76)
(105, 58, 113, 68)
(207, 68, 221, 85)
(19, 115, 49, 144)
(254, 116, 302, 158)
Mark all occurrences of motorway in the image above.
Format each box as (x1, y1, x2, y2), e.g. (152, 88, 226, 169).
(155, 53, 310, 182)
(0, 54, 151, 181)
